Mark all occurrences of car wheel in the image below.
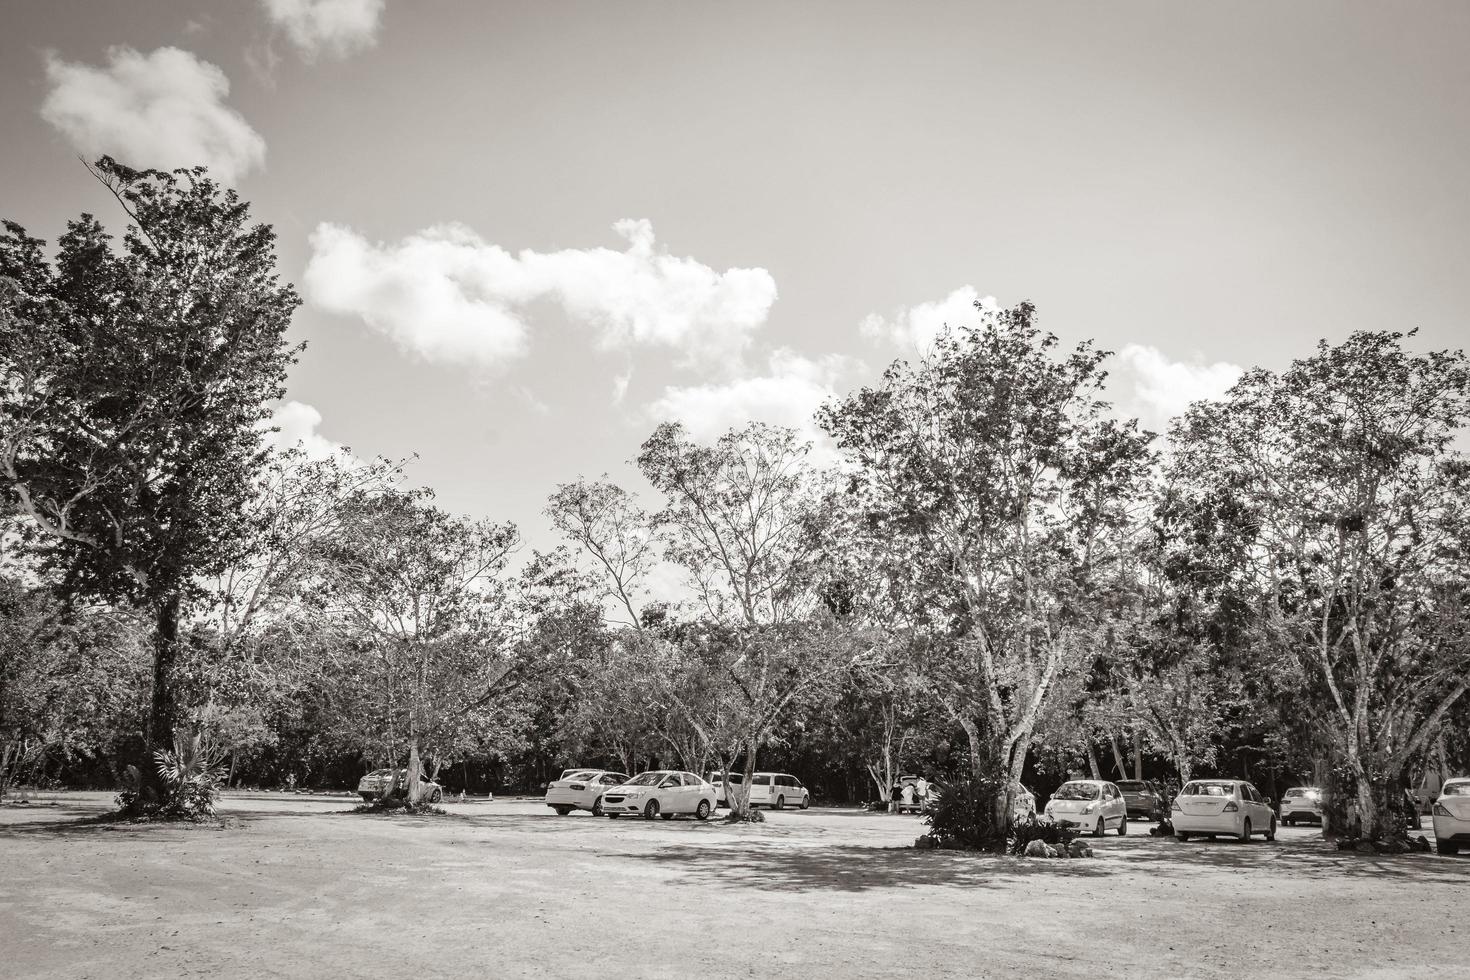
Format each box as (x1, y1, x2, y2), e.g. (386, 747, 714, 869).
(660, 813, 673, 821)
(1093, 816, 1106, 838)
(592, 796, 604, 817)
(800, 795, 809, 810)
(775, 795, 785, 811)
(359, 793, 374, 802)
(695, 800, 711, 821)
(430, 790, 442, 803)
(608, 813, 620, 819)
(643, 800, 660, 821)
(553, 805, 572, 816)
(1175, 831, 1191, 842)
(1118, 815, 1128, 836)
(1265, 816, 1277, 842)
(1238, 817, 1253, 843)
(1438, 839, 1459, 855)
(1284, 815, 1294, 826)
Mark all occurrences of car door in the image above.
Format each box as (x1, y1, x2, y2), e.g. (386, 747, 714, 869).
(1106, 783, 1125, 827)
(1245, 783, 1270, 829)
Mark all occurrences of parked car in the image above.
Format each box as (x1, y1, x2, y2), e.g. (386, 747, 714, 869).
(544, 769, 629, 816)
(1172, 779, 1277, 842)
(1432, 778, 1470, 855)
(1115, 779, 1167, 821)
(748, 772, 810, 810)
(705, 771, 745, 807)
(1043, 779, 1129, 836)
(1279, 786, 1323, 825)
(601, 770, 717, 821)
(356, 769, 442, 803)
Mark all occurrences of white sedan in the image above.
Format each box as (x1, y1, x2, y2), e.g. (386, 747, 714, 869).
(601, 770, 717, 821)
(1044, 779, 1129, 836)
(544, 769, 629, 816)
(1432, 777, 1470, 855)
(1172, 778, 1277, 842)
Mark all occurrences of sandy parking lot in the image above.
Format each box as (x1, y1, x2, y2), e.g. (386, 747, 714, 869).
(1, 792, 1465, 979)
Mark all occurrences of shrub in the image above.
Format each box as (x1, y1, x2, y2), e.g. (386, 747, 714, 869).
(923, 774, 1008, 850)
(1008, 814, 1078, 856)
(117, 732, 228, 822)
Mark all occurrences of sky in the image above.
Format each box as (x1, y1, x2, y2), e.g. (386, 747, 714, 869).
(3, 0, 1469, 554)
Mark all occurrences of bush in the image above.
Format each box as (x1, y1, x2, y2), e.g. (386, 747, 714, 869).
(116, 732, 228, 822)
(1008, 815, 1078, 856)
(923, 775, 1008, 850)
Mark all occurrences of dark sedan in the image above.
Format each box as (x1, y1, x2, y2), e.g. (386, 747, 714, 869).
(1115, 779, 1167, 820)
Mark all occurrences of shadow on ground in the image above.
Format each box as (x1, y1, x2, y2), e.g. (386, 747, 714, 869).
(1105, 832, 1470, 883)
(615, 842, 1109, 893)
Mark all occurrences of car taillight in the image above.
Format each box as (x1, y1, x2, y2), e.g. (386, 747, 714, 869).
(570, 784, 585, 791)
(1171, 800, 1182, 812)
(1433, 802, 1452, 817)
(1223, 801, 1239, 812)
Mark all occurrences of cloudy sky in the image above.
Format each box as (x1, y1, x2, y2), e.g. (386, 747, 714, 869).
(4, 1, 1468, 549)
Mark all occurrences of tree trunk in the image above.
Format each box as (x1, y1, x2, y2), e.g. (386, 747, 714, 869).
(1133, 730, 1144, 781)
(1085, 742, 1101, 779)
(725, 740, 759, 820)
(1109, 735, 1128, 779)
(407, 738, 423, 805)
(144, 593, 184, 803)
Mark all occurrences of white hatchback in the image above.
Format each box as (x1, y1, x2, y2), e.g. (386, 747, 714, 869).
(1172, 779, 1277, 842)
(1432, 777, 1470, 855)
(1044, 779, 1129, 836)
(545, 769, 629, 816)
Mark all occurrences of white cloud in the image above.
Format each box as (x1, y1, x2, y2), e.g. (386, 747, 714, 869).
(1115, 344, 1243, 430)
(41, 47, 265, 184)
(646, 349, 848, 454)
(862, 285, 999, 352)
(260, 0, 385, 59)
(262, 400, 343, 460)
(303, 219, 777, 371)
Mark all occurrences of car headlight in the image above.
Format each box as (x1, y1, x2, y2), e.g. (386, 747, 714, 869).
(1082, 803, 1097, 814)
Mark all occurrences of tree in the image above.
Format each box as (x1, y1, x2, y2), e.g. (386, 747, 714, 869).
(0, 575, 149, 797)
(0, 159, 299, 804)
(311, 488, 521, 804)
(630, 422, 875, 818)
(545, 477, 655, 628)
(1165, 331, 1470, 838)
(820, 302, 1154, 828)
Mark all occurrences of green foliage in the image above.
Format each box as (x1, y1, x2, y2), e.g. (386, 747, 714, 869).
(1007, 815, 1078, 856)
(923, 775, 1009, 849)
(116, 731, 227, 821)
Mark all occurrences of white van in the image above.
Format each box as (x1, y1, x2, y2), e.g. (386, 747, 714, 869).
(748, 772, 810, 810)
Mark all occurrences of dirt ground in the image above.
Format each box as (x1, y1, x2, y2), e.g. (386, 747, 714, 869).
(1, 792, 1465, 979)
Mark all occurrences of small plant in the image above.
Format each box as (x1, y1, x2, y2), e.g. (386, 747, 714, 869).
(1008, 814, 1078, 856)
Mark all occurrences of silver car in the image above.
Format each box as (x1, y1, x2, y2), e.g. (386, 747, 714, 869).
(357, 768, 443, 803)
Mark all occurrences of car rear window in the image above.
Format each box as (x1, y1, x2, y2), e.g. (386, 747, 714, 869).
(1116, 781, 1147, 791)
(1443, 783, 1470, 797)
(1182, 781, 1235, 797)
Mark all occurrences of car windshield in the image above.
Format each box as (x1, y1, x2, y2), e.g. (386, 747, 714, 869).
(1443, 783, 1470, 797)
(1183, 781, 1235, 797)
(1053, 783, 1100, 800)
(1116, 781, 1148, 792)
(624, 772, 667, 787)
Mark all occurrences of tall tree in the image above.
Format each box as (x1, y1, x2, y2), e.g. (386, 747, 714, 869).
(312, 488, 520, 803)
(820, 302, 1154, 825)
(0, 159, 298, 802)
(1165, 331, 1470, 838)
